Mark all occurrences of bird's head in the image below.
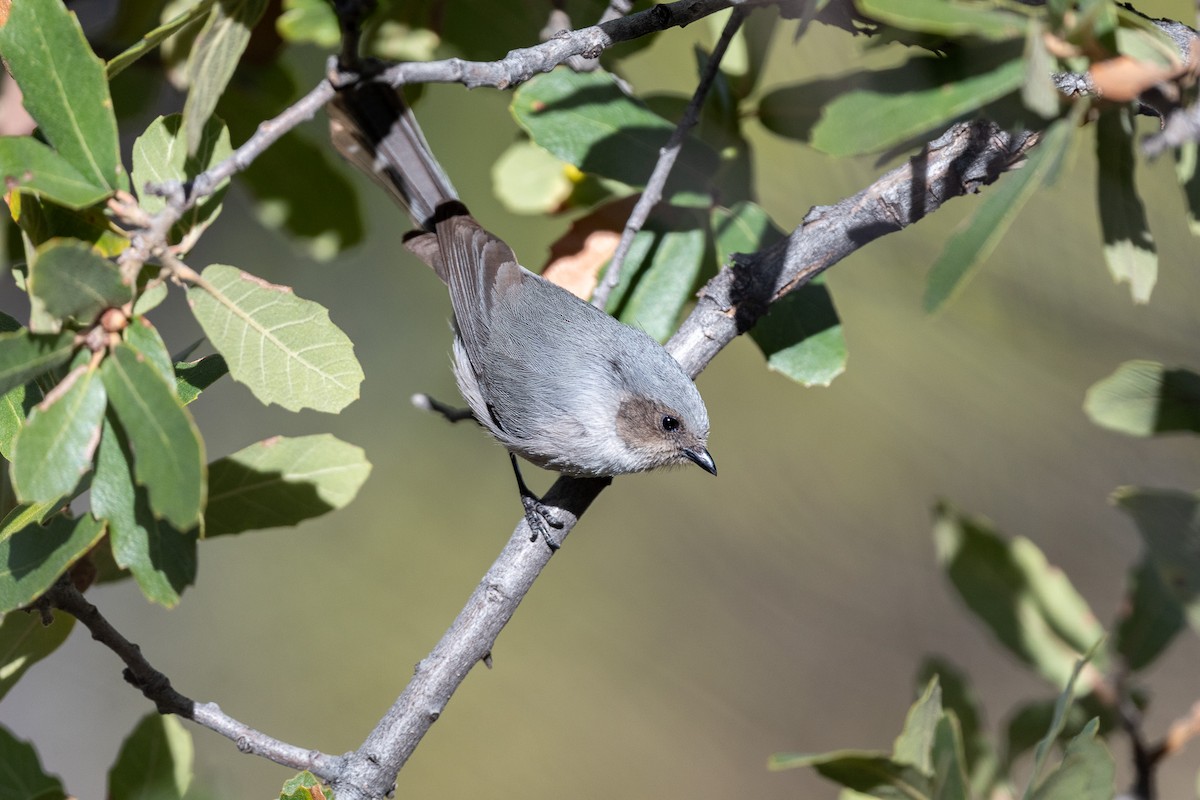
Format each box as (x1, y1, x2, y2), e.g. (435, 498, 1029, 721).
(613, 388, 715, 476)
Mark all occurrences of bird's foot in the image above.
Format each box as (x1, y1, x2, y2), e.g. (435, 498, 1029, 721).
(522, 494, 564, 551)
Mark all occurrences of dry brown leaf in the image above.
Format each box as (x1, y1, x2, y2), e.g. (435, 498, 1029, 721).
(542, 229, 620, 299)
(541, 195, 639, 299)
(1090, 55, 1179, 102)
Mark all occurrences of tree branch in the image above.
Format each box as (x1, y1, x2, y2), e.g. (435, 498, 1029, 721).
(333, 478, 607, 798)
(592, 7, 747, 311)
(330, 117, 1039, 800)
(41, 579, 343, 781)
(112, 0, 757, 289)
(92, 1, 1195, 796)
(669, 120, 1038, 373)
(372, 0, 752, 91)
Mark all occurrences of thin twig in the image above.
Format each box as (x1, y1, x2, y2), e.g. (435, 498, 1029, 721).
(1155, 700, 1200, 761)
(112, 0, 754, 291)
(1114, 666, 1155, 800)
(41, 579, 343, 780)
(592, 7, 746, 311)
(114, 76, 338, 288)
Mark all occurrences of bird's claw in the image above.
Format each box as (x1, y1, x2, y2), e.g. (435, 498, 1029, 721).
(522, 496, 563, 551)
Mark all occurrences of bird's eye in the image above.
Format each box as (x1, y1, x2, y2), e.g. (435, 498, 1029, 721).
(661, 415, 680, 432)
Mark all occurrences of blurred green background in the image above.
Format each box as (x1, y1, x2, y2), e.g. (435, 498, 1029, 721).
(4, 2, 1200, 797)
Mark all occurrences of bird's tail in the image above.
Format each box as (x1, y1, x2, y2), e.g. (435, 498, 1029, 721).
(328, 82, 460, 231)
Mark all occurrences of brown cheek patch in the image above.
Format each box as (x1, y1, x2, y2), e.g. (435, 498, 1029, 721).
(615, 395, 658, 446)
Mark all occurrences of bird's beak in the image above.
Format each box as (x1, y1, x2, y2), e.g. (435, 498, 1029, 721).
(683, 447, 717, 476)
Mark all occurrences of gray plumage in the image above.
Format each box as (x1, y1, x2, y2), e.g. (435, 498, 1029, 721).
(328, 83, 714, 480)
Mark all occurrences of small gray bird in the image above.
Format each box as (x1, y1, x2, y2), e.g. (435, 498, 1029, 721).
(328, 83, 715, 543)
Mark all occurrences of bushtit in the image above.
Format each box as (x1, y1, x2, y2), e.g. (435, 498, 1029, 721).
(328, 83, 715, 543)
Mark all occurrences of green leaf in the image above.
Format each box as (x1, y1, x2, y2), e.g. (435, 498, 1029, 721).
(1030, 719, 1114, 800)
(1025, 645, 1104, 796)
(107, 714, 193, 800)
(1084, 360, 1200, 437)
(0, 0, 124, 190)
(280, 771, 331, 800)
(933, 503, 1104, 688)
(1114, 557, 1186, 671)
(1022, 19, 1061, 119)
(757, 80, 843, 144)
(750, 279, 846, 387)
(0, 381, 41, 461)
(0, 609, 74, 702)
(712, 201, 782, 266)
(769, 750, 933, 798)
(0, 724, 66, 800)
(221, 64, 363, 260)
(134, 281, 170, 317)
(9, 193, 130, 259)
(616, 212, 708, 343)
(857, 0, 1027, 39)
(715, 202, 844, 389)
(362, 11, 440, 63)
(931, 713, 970, 800)
(92, 419, 197, 608)
(925, 113, 1077, 312)
(1004, 700, 1071, 774)
(131, 114, 233, 254)
(492, 140, 574, 215)
(512, 69, 719, 204)
(1174, 141, 1200, 237)
(812, 42, 1026, 156)
(1096, 106, 1156, 304)
(1115, 489, 1200, 638)
(106, 0, 218, 78)
(0, 138, 112, 209)
(1010, 536, 1107, 663)
(277, 0, 340, 47)
(102, 344, 205, 528)
(205, 434, 371, 537)
(917, 658, 996, 796)
(124, 318, 176, 388)
(1112, 12, 1179, 68)
(10, 360, 107, 504)
(175, 354, 228, 405)
(839, 792, 888, 800)
(182, 0, 269, 154)
(1086, 0, 1120, 48)
(0, 508, 106, 613)
(0, 330, 76, 397)
(188, 264, 364, 413)
(27, 239, 130, 329)
(894, 677, 941, 775)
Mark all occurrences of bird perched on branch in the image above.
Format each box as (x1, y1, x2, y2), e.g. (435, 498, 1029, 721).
(328, 80, 715, 547)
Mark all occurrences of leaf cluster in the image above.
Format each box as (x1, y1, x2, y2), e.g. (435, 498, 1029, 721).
(759, 0, 1191, 310)
(505, 56, 848, 385)
(771, 307, 1200, 799)
(772, 658, 1114, 800)
(0, 0, 1198, 796)
(0, 0, 371, 765)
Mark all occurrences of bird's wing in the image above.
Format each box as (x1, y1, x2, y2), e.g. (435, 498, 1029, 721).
(436, 214, 525, 373)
